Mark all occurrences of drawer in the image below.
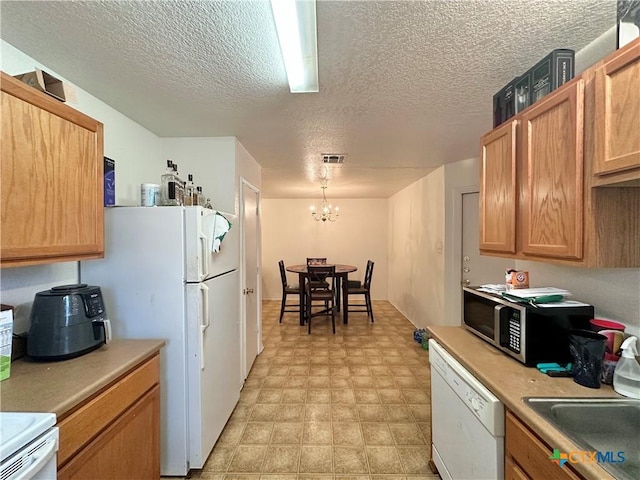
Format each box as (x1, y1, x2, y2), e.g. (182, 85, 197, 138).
(506, 411, 582, 480)
(57, 354, 160, 467)
(505, 455, 529, 480)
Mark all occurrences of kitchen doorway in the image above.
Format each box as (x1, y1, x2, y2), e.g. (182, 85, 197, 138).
(447, 190, 512, 323)
(240, 179, 261, 381)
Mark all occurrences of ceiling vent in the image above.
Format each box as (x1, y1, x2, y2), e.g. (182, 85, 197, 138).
(321, 154, 346, 164)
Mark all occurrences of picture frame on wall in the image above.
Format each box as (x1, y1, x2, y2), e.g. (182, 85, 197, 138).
(617, 0, 640, 48)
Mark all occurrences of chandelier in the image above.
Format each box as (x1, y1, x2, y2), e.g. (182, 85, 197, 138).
(310, 182, 339, 222)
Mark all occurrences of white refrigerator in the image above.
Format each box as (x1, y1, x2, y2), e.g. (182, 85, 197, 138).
(81, 206, 241, 476)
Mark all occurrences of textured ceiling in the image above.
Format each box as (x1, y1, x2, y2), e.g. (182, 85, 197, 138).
(0, 0, 616, 199)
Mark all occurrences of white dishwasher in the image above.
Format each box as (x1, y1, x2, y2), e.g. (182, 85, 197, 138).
(429, 339, 505, 480)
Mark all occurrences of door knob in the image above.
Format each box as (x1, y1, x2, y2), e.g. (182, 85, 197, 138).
(464, 256, 470, 262)
(463, 267, 470, 273)
(461, 279, 470, 286)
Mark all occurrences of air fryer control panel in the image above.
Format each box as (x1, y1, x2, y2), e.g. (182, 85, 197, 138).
(83, 291, 105, 317)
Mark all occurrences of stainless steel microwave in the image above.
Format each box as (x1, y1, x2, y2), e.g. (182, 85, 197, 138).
(462, 287, 594, 366)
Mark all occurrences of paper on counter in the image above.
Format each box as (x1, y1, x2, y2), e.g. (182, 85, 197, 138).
(537, 300, 591, 308)
(501, 287, 572, 298)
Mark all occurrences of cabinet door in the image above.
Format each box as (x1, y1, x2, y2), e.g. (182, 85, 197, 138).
(505, 455, 529, 480)
(58, 385, 160, 480)
(506, 411, 582, 480)
(1, 72, 104, 267)
(479, 121, 517, 253)
(520, 80, 584, 259)
(594, 38, 640, 176)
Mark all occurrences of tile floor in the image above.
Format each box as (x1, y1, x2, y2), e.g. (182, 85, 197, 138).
(186, 300, 438, 480)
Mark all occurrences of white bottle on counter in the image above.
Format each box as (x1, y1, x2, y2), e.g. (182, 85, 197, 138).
(613, 336, 640, 399)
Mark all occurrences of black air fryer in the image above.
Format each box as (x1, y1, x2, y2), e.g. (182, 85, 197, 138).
(28, 284, 111, 360)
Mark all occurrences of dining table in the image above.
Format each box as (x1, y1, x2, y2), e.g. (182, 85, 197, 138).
(286, 264, 358, 326)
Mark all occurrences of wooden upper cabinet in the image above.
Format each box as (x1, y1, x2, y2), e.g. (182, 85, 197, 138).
(593, 38, 640, 180)
(520, 79, 584, 259)
(479, 41, 640, 267)
(480, 121, 517, 253)
(1, 72, 104, 267)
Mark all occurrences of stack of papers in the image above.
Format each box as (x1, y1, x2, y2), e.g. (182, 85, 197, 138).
(500, 287, 571, 298)
(500, 287, 591, 307)
(477, 284, 507, 294)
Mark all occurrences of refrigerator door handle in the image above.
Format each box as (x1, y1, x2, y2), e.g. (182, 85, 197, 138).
(200, 282, 210, 370)
(199, 233, 209, 280)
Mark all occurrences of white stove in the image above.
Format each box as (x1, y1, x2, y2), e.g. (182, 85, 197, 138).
(0, 412, 59, 480)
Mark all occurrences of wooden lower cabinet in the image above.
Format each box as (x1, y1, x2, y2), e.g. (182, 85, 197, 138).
(505, 455, 529, 480)
(506, 410, 583, 480)
(57, 354, 160, 479)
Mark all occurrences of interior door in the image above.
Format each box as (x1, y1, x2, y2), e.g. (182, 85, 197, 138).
(462, 192, 512, 287)
(241, 181, 260, 379)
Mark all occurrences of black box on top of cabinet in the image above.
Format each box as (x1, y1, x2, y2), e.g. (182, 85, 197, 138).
(530, 49, 575, 104)
(493, 77, 517, 128)
(514, 71, 531, 114)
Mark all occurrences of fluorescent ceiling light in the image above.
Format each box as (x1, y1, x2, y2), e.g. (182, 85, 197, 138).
(270, 0, 319, 93)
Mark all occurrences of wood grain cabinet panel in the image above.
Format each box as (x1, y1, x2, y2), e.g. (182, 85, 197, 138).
(505, 455, 529, 480)
(506, 411, 583, 480)
(480, 121, 517, 253)
(1, 71, 104, 267)
(58, 386, 160, 480)
(593, 38, 640, 183)
(57, 354, 160, 479)
(521, 80, 584, 259)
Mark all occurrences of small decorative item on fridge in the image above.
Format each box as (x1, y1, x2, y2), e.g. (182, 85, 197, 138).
(141, 183, 159, 207)
(104, 157, 115, 206)
(161, 159, 185, 206)
(184, 174, 196, 206)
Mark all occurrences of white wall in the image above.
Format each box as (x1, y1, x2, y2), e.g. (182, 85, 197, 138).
(517, 262, 640, 336)
(162, 137, 237, 214)
(261, 199, 388, 301)
(575, 26, 617, 74)
(387, 167, 445, 328)
(235, 139, 262, 209)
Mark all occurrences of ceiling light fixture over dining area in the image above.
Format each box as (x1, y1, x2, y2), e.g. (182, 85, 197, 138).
(310, 181, 339, 222)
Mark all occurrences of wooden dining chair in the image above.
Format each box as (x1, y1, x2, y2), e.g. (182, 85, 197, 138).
(278, 260, 300, 322)
(305, 264, 336, 334)
(306, 257, 327, 266)
(306, 257, 330, 290)
(345, 260, 375, 322)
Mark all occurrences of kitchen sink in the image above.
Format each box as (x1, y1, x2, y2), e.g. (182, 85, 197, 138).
(524, 397, 640, 480)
